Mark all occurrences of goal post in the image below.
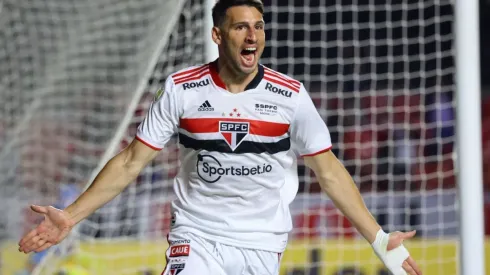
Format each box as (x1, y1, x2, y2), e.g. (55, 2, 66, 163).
(454, 0, 485, 274)
(202, 1, 486, 274)
(206, 0, 480, 274)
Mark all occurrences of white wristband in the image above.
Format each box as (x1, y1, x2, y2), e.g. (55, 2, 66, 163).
(371, 229, 410, 275)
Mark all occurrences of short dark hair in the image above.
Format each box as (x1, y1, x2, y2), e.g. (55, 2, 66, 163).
(212, 0, 264, 27)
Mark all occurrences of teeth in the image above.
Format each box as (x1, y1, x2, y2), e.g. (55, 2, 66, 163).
(245, 47, 256, 51)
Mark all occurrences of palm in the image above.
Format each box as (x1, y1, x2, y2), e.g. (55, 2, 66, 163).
(386, 230, 422, 275)
(18, 205, 74, 254)
(387, 231, 408, 251)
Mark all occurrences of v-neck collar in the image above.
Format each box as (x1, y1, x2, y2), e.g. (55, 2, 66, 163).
(209, 59, 264, 92)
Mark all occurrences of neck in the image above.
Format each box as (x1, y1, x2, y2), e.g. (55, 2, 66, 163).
(217, 58, 258, 93)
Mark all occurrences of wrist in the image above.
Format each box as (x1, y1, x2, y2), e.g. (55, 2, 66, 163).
(371, 229, 410, 274)
(371, 229, 389, 254)
(365, 225, 383, 243)
(63, 206, 80, 226)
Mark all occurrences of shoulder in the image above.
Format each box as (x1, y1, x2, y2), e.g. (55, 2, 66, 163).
(262, 65, 303, 94)
(168, 63, 211, 87)
(153, 64, 210, 102)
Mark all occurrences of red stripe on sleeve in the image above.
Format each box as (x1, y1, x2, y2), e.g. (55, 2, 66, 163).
(136, 135, 163, 151)
(174, 72, 210, 85)
(264, 67, 301, 87)
(180, 118, 289, 137)
(172, 64, 208, 78)
(301, 146, 332, 157)
(174, 67, 209, 83)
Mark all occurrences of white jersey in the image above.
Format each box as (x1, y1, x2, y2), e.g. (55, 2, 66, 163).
(136, 60, 332, 252)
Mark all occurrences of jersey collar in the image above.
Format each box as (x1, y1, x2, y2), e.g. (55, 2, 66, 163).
(209, 59, 264, 91)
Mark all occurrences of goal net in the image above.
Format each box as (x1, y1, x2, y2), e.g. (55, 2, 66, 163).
(267, 1, 457, 275)
(0, 0, 459, 274)
(0, 0, 204, 274)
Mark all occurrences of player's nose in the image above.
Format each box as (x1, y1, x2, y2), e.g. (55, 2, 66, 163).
(245, 29, 257, 44)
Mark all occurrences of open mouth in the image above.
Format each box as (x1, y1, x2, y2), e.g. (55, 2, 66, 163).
(240, 47, 257, 66)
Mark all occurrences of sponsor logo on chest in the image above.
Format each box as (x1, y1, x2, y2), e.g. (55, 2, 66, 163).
(255, 103, 278, 116)
(182, 79, 210, 90)
(265, 82, 292, 98)
(196, 154, 273, 183)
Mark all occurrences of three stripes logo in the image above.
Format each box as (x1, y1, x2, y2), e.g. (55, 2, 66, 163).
(198, 100, 214, 112)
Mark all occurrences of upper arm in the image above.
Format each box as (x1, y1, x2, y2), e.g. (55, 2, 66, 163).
(119, 138, 160, 173)
(135, 77, 181, 150)
(303, 150, 341, 179)
(304, 150, 356, 193)
(289, 85, 332, 156)
(121, 76, 180, 172)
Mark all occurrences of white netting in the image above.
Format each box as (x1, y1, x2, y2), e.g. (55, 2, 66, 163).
(0, 0, 459, 274)
(0, 0, 204, 274)
(263, 1, 457, 274)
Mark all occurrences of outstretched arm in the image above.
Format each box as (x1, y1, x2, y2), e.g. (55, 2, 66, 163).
(65, 138, 159, 224)
(303, 150, 380, 242)
(19, 77, 179, 254)
(275, 79, 420, 274)
(304, 150, 422, 275)
(18, 138, 158, 253)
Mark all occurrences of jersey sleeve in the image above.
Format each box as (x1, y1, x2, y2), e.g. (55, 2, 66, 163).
(136, 77, 180, 150)
(289, 85, 333, 157)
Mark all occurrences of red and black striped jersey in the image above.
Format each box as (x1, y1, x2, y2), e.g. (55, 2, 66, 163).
(136, 60, 332, 252)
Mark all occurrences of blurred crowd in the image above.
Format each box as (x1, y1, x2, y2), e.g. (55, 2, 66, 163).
(306, 88, 457, 193)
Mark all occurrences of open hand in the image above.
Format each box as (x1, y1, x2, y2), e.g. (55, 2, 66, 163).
(387, 230, 422, 275)
(18, 205, 74, 254)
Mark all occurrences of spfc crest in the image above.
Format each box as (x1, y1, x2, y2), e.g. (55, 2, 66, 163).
(219, 121, 249, 151)
(169, 263, 185, 275)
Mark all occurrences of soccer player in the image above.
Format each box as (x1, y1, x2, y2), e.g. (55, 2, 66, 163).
(18, 1, 422, 274)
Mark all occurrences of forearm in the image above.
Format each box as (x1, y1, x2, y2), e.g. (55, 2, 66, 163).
(304, 151, 381, 242)
(64, 153, 140, 225)
(319, 172, 380, 242)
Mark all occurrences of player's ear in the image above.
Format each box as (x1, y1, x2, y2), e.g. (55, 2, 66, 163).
(212, 26, 222, 45)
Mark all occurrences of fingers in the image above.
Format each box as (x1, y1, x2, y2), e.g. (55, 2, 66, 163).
(18, 229, 49, 253)
(402, 230, 417, 239)
(23, 238, 48, 254)
(30, 205, 48, 214)
(32, 238, 48, 252)
(18, 228, 39, 247)
(19, 232, 55, 254)
(21, 235, 41, 252)
(406, 256, 422, 275)
(402, 261, 417, 275)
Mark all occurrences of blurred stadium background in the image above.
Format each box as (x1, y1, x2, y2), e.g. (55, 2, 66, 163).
(0, 0, 489, 274)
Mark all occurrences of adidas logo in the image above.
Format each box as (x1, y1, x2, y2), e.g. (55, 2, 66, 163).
(198, 100, 214, 112)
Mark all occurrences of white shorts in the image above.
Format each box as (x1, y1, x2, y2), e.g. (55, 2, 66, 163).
(161, 231, 283, 275)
